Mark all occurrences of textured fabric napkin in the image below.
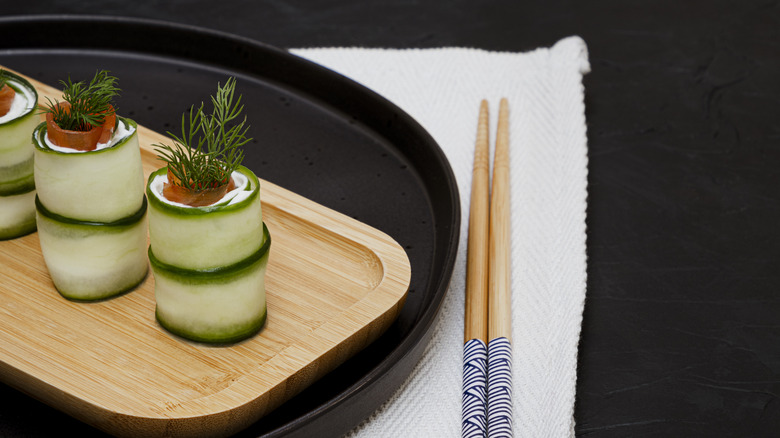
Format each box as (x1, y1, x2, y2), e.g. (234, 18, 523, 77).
(292, 36, 590, 437)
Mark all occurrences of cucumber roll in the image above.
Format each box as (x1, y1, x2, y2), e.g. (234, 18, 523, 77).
(34, 71, 147, 300)
(0, 69, 39, 239)
(149, 78, 269, 343)
(150, 223, 270, 343)
(147, 166, 263, 269)
(32, 117, 144, 222)
(36, 196, 148, 301)
(0, 190, 36, 240)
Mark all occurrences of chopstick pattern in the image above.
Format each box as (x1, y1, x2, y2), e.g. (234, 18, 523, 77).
(462, 339, 488, 437)
(487, 337, 513, 437)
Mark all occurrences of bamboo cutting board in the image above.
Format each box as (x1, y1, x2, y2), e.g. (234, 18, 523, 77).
(0, 69, 411, 437)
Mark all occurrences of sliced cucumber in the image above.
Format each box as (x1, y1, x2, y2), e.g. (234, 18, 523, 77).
(0, 169, 34, 197)
(0, 154, 33, 191)
(35, 195, 148, 301)
(0, 141, 34, 173)
(150, 223, 271, 343)
(146, 165, 263, 270)
(0, 73, 38, 202)
(0, 72, 39, 139)
(0, 118, 36, 187)
(0, 187, 36, 240)
(32, 117, 145, 223)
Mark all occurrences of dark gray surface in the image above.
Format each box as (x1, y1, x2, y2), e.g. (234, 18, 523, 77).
(2, 1, 780, 436)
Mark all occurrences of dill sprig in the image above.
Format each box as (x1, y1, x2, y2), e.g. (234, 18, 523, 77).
(42, 70, 119, 131)
(154, 77, 251, 190)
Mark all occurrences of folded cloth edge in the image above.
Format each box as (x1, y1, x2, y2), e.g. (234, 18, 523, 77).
(290, 37, 590, 438)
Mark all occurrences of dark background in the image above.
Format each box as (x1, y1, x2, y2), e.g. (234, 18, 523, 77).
(2, 1, 780, 436)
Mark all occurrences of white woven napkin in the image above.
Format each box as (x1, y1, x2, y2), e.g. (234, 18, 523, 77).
(292, 36, 590, 437)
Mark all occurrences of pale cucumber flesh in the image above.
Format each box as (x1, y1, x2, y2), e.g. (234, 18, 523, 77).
(33, 118, 145, 223)
(36, 198, 148, 301)
(0, 75, 38, 151)
(151, 223, 270, 343)
(0, 112, 38, 151)
(0, 138, 34, 191)
(0, 171, 34, 197)
(153, 250, 269, 343)
(0, 155, 33, 187)
(0, 188, 36, 240)
(147, 166, 263, 270)
(0, 92, 37, 196)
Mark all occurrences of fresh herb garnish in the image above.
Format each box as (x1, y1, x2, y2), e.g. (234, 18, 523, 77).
(0, 70, 8, 89)
(154, 77, 251, 190)
(42, 70, 119, 132)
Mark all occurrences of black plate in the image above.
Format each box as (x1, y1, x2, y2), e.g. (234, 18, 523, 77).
(0, 15, 460, 438)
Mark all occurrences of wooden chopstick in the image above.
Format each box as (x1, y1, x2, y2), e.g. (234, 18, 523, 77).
(464, 99, 491, 344)
(487, 97, 513, 437)
(462, 100, 491, 438)
(463, 99, 514, 437)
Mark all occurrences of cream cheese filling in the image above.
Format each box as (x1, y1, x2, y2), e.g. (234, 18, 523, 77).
(0, 80, 36, 124)
(150, 170, 251, 208)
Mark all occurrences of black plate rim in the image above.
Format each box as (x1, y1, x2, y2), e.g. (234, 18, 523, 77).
(0, 14, 461, 438)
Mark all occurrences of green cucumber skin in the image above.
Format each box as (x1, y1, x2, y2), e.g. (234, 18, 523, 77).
(36, 199, 149, 301)
(0, 215, 36, 240)
(0, 76, 39, 210)
(0, 155, 33, 187)
(0, 113, 37, 174)
(0, 113, 38, 153)
(147, 165, 264, 270)
(0, 221, 35, 240)
(0, 139, 34, 170)
(58, 270, 147, 302)
(0, 80, 38, 196)
(35, 195, 148, 231)
(0, 72, 38, 129)
(0, 188, 36, 240)
(151, 224, 270, 344)
(153, 254, 269, 344)
(146, 165, 259, 217)
(156, 305, 267, 344)
(0, 107, 38, 132)
(0, 171, 34, 197)
(148, 223, 270, 282)
(32, 118, 145, 223)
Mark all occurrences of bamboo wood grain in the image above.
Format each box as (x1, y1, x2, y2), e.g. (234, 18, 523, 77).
(463, 100, 490, 343)
(488, 98, 511, 342)
(0, 66, 411, 438)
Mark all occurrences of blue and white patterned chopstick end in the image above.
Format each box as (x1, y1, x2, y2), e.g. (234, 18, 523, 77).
(488, 337, 513, 437)
(462, 338, 488, 438)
